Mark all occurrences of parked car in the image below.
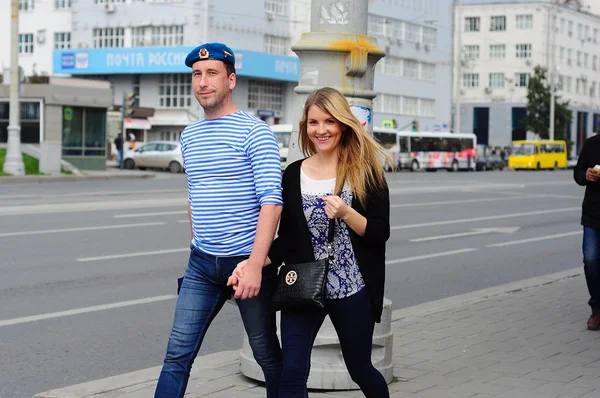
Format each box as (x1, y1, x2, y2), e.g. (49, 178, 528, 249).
(475, 154, 506, 171)
(123, 141, 184, 173)
(567, 156, 578, 169)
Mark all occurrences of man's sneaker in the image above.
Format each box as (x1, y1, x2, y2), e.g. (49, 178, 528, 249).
(587, 311, 600, 330)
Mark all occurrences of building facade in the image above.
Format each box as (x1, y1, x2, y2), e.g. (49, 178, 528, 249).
(455, 0, 600, 152)
(2, 0, 453, 143)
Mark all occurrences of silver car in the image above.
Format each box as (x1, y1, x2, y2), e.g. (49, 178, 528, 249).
(123, 141, 184, 173)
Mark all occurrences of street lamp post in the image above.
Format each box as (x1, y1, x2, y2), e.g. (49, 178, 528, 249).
(3, 0, 25, 176)
(549, 0, 557, 141)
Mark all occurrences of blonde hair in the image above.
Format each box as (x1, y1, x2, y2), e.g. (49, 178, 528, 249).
(299, 87, 390, 208)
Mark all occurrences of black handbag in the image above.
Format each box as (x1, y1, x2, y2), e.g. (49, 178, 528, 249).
(271, 217, 335, 311)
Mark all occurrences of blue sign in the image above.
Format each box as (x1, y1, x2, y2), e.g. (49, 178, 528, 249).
(53, 46, 300, 82)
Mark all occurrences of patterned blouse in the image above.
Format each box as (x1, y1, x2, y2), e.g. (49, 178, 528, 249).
(300, 167, 365, 299)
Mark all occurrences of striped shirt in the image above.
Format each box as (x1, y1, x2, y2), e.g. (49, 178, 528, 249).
(180, 111, 283, 256)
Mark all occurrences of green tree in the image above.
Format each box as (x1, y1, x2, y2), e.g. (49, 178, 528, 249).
(523, 65, 573, 155)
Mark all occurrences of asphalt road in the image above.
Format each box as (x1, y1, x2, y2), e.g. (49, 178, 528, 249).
(0, 169, 587, 397)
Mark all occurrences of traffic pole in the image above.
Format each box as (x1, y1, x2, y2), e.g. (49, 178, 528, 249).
(285, 0, 385, 165)
(3, 0, 25, 175)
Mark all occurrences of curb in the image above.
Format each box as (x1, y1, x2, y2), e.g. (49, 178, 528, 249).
(0, 173, 156, 185)
(32, 268, 583, 398)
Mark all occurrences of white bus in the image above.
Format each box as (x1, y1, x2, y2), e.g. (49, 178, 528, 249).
(373, 128, 477, 172)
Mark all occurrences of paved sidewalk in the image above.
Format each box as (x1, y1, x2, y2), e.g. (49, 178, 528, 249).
(35, 269, 600, 398)
(0, 164, 155, 184)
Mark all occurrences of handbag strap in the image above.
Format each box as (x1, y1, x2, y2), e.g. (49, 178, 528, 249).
(326, 181, 344, 261)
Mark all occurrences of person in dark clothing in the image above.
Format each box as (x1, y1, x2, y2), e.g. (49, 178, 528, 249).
(114, 135, 124, 164)
(574, 134, 600, 330)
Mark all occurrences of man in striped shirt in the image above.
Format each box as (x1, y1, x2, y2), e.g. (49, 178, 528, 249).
(155, 42, 283, 398)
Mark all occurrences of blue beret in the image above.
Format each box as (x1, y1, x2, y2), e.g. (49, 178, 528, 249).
(185, 42, 236, 67)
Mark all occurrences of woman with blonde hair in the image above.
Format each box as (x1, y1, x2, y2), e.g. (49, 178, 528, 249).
(230, 87, 390, 397)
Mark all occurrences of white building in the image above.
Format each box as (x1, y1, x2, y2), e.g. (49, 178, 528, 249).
(0, 0, 71, 77)
(454, 0, 600, 153)
(2, 0, 453, 145)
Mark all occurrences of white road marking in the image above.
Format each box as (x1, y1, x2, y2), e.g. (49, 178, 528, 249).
(114, 211, 187, 218)
(487, 231, 583, 248)
(410, 227, 520, 242)
(386, 248, 479, 265)
(0, 197, 188, 216)
(0, 222, 166, 238)
(391, 207, 580, 230)
(77, 248, 189, 262)
(391, 196, 527, 208)
(388, 183, 526, 195)
(0, 295, 177, 328)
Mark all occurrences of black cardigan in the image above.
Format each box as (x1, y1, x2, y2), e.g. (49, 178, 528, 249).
(574, 134, 600, 228)
(268, 159, 390, 323)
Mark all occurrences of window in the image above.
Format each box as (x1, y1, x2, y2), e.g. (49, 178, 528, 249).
(93, 28, 125, 48)
(585, 53, 589, 68)
(516, 15, 532, 29)
(422, 27, 436, 47)
(490, 16, 506, 31)
(420, 99, 435, 117)
(367, 15, 386, 37)
(248, 80, 283, 111)
(403, 59, 419, 79)
(568, 21, 573, 36)
(265, 0, 286, 16)
(489, 73, 505, 88)
(567, 49, 572, 65)
(158, 74, 192, 108)
(465, 17, 480, 32)
(54, 32, 71, 49)
(18, 34, 34, 54)
(94, 0, 126, 3)
(576, 78, 581, 94)
(516, 44, 532, 58)
(585, 25, 590, 40)
(54, 0, 71, 8)
(464, 45, 480, 60)
(559, 47, 564, 62)
(403, 97, 418, 115)
(515, 73, 530, 87)
(152, 25, 184, 46)
(0, 102, 41, 144)
(264, 35, 289, 55)
(565, 76, 572, 92)
(372, 94, 402, 115)
(577, 51, 582, 66)
(421, 62, 435, 82)
(378, 57, 402, 77)
(578, 23, 583, 39)
(595, 28, 598, 43)
(560, 18, 565, 34)
(463, 73, 479, 88)
(593, 55, 597, 71)
(62, 107, 107, 157)
(19, 0, 34, 10)
(405, 23, 420, 43)
(490, 44, 505, 59)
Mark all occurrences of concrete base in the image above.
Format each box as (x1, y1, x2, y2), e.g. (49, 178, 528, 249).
(240, 298, 393, 390)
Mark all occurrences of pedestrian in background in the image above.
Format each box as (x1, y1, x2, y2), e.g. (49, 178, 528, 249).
(154, 42, 283, 398)
(113, 135, 123, 165)
(230, 87, 391, 397)
(574, 133, 600, 330)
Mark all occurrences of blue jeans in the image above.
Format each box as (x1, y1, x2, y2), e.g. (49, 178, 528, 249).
(583, 227, 600, 311)
(155, 246, 282, 398)
(279, 288, 389, 398)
